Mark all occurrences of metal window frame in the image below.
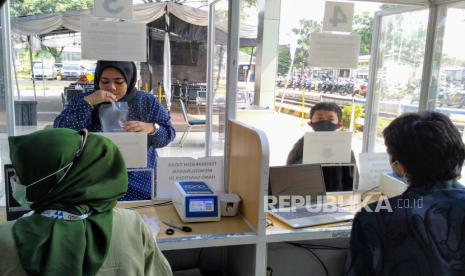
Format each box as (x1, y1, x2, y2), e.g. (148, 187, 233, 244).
(1, 1, 15, 136)
(362, 5, 431, 153)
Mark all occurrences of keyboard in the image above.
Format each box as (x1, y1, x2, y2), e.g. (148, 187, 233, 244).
(271, 205, 347, 221)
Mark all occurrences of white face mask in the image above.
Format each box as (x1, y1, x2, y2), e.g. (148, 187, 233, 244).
(10, 175, 32, 208)
(391, 160, 409, 183)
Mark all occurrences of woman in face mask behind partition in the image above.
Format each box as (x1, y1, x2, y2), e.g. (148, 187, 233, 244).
(0, 128, 172, 276)
(345, 111, 465, 276)
(286, 102, 355, 191)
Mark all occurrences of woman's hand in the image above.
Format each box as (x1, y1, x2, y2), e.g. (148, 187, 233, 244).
(123, 121, 156, 134)
(83, 90, 117, 106)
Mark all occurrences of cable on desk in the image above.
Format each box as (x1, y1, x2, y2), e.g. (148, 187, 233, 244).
(361, 186, 380, 200)
(196, 248, 204, 268)
(267, 267, 273, 276)
(286, 242, 330, 276)
(286, 242, 348, 251)
(126, 201, 172, 210)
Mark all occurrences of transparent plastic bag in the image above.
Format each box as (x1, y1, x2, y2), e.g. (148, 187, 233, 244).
(99, 102, 129, 132)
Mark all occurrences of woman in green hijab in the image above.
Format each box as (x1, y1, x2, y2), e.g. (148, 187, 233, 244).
(0, 128, 172, 276)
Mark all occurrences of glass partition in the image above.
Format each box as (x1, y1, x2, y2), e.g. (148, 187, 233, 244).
(207, 0, 229, 156)
(366, 8, 429, 152)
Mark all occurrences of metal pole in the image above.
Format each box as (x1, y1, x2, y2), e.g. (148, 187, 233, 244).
(27, 36, 37, 100)
(205, 1, 217, 156)
(11, 48, 20, 98)
(223, 0, 240, 192)
(418, 4, 439, 111)
(362, 12, 381, 153)
(1, 0, 16, 135)
(41, 58, 46, 96)
(426, 5, 447, 111)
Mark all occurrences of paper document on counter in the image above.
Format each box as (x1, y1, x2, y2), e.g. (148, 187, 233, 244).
(96, 132, 147, 168)
(156, 156, 224, 199)
(303, 131, 352, 164)
(358, 152, 391, 191)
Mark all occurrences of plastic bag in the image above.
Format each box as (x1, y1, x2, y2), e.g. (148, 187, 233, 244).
(99, 102, 129, 132)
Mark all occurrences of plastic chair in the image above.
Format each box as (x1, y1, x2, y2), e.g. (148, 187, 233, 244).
(179, 99, 206, 147)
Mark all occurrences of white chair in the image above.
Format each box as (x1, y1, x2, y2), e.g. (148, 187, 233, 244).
(179, 99, 206, 147)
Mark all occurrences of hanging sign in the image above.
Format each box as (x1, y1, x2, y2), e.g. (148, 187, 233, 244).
(94, 0, 133, 19)
(323, 1, 354, 33)
(81, 18, 146, 62)
(309, 32, 360, 69)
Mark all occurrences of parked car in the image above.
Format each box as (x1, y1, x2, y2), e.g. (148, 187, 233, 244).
(31, 62, 57, 80)
(60, 64, 85, 80)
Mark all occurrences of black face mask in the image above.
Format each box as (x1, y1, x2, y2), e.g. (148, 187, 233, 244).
(310, 120, 340, 132)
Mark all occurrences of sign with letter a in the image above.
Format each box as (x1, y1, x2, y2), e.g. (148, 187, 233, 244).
(94, 0, 133, 19)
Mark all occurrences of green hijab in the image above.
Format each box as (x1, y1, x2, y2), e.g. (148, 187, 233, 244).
(9, 128, 128, 276)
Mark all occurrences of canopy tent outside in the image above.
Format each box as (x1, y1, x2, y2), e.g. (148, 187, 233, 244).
(10, 2, 257, 42)
(10, 2, 258, 109)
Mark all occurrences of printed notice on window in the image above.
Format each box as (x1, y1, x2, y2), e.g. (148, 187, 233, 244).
(156, 157, 224, 199)
(303, 131, 353, 164)
(81, 18, 146, 62)
(358, 152, 391, 191)
(308, 33, 360, 69)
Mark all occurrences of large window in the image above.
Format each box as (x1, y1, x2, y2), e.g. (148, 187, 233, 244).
(364, 7, 429, 152)
(431, 3, 465, 139)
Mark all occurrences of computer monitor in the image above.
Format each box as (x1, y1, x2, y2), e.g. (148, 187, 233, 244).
(320, 163, 356, 192)
(269, 164, 326, 198)
(4, 164, 31, 221)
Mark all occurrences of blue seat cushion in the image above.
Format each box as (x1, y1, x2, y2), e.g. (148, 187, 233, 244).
(188, 119, 206, 125)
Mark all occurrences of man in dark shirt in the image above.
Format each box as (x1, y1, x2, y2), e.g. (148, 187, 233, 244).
(346, 111, 465, 276)
(286, 102, 354, 191)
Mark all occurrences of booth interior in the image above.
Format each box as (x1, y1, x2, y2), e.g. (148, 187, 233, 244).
(5, 0, 464, 275)
(2, 117, 385, 276)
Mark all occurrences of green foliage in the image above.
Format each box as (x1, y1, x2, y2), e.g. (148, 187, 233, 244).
(10, 0, 94, 17)
(242, 0, 257, 8)
(342, 104, 365, 130)
(10, 0, 91, 63)
(277, 45, 291, 76)
(240, 47, 254, 56)
(291, 19, 322, 72)
(352, 12, 373, 55)
(42, 46, 64, 63)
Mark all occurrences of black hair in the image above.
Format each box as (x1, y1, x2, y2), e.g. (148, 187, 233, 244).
(383, 111, 465, 187)
(310, 102, 343, 122)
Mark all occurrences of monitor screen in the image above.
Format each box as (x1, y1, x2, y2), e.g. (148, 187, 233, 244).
(4, 164, 31, 221)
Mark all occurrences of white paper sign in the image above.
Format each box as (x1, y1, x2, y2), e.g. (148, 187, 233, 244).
(81, 18, 146, 62)
(303, 131, 352, 164)
(357, 152, 391, 191)
(94, 0, 133, 19)
(323, 1, 354, 32)
(96, 132, 147, 168)
(309, 33, 360, 69)
(156, 157, 224, 199)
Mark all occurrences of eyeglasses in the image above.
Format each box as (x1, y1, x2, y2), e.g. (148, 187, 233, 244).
(75, 129, 88, 160)
(26, 129, 88, 189)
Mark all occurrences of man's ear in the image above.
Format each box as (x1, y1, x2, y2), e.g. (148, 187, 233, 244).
(395, 161, 408, 177)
